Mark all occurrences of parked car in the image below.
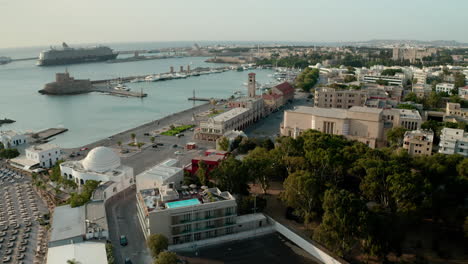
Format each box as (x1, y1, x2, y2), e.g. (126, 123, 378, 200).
(120, 235, 128, 246)
(124, 258, 132, 264)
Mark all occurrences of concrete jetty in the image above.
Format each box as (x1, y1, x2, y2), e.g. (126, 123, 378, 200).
(31, 128, 68, 142)
(92, 86, 147, 98)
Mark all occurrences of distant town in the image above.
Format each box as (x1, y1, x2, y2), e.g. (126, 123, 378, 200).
(0, 40, 467, 264)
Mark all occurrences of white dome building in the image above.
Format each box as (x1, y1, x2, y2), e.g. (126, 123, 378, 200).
(60, 147, 134, 187)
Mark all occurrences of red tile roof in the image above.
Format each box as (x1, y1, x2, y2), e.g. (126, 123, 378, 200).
(274, 82, 294, 95)
(262, 93, 282, 100)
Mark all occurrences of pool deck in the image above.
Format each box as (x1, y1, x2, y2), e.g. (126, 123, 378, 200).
(166, 198, 201, 209)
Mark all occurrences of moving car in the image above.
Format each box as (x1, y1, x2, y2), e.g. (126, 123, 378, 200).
(120, 235, 128, 246)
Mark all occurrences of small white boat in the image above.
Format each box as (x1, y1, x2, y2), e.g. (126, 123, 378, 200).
(114, 83, 130, 91)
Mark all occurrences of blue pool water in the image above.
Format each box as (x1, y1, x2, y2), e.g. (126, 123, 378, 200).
(166, 198, 201, 209)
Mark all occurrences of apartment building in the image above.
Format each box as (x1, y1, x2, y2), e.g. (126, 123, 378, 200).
(403, 130, 434, 156)
(459, 86, 468, 100)
(280, 106, 385, 148)
(412, 70, 428, 84)
(137, 184, 238, 244)
(314, 87, 367, 109)
(446, 102, 468, 119)
(392, 47, 438, 63)
(435, 83, 456, 94)
(363, 74, 405, 86)
(439, 128, 468, 157)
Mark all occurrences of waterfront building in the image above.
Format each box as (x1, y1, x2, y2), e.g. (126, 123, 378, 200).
(314, 87, 367, 109)
(271, 82, 295, 105)
(363, 74, 405, 86)
(0, 130, 27, 148)
(227, 97, 264, 122)
(60, 146, 134, 189)
(435, 83, 455, 94)
(26, 143, 60, 168)
(49, 201, 108, 248)
(439, 128, 468, 157)
(196, 108, 251, 141)
(403, 130, 434, 156)
(280, 106, 385, 148)
(262, 93, 283, 112)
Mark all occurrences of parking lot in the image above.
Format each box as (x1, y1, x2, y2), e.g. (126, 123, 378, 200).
(0, 166, 49, 264)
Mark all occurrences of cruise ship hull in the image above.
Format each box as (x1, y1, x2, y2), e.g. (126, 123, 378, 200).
(37, 54, 118, 66)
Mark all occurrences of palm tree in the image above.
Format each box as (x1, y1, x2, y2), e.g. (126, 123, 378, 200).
(150, 137, 155, 144)
(117, 141, 122, 149)
(130, 133, 136, 144)
(67, 259, 80, 264)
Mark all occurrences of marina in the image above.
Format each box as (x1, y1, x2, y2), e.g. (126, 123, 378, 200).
(0, 50, 274, 148)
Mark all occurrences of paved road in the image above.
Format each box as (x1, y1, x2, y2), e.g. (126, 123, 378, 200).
(106, 188, 153, 264)
(245, 91, 311, 139)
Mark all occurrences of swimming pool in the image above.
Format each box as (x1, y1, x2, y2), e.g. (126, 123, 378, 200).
(166, 198, 201, 209)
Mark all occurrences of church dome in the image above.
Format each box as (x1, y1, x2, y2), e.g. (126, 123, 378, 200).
(82, 147, 120, 173)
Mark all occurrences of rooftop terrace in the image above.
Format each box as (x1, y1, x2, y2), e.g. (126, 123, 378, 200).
(138, 186, 234, 213)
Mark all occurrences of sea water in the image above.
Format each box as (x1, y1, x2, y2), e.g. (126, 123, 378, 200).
(0, 42, 273, 148)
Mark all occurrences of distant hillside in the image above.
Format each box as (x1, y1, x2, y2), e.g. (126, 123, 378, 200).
(340, 39, 468, 48)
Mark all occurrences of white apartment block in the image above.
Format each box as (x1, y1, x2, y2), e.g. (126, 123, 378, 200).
(26, 143, 61, 168)
(458, 86, 468, 100)
(363, 74, 405, 86)
(439, 128, 468, 157)
(137, 185, 238, 244)
(0, 130, 27, 148)
(412, 70, 427, 84)
(435, 83, 455, 94)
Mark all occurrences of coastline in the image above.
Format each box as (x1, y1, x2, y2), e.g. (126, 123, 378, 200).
(64, 102, 212, 151)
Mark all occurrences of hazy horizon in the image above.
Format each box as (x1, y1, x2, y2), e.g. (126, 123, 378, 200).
(1, 0, 468, 49)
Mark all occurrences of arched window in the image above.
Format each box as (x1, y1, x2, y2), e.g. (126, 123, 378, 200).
(80, 179, 84, 185)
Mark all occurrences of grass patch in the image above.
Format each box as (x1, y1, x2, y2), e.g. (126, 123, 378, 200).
(161, 124, 194, 136)
(207, 109, 225, 117)
(128, 142, 145, 148)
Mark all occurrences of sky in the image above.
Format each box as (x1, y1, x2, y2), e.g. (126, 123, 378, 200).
(1, 0, 467, 49)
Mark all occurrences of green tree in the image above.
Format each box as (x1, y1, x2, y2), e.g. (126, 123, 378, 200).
(313, 188, 367, 257)
(0, 142, 4, 149)
(343, 75, 357, 83)
(376, 79, 389, 85)
(147, 234, 169, 258)
(211, 156, 249, 195)
(381, 69, 403, 76)
(66, 259, 80, 264)
(117, 141, 122, 148)
(130, 133, 136, 142)
(386, 126, 408, 146)
(425, 91, 442, 109)
(282, 170, 323, 222)
(150, 137, 155, 144)
(243, 147, 278, 194)
(403, 92, 419, 102)
(454, 72, 466, 88)
(295, 67, 320, 92)
(218, 136, 229, 151)
(0, 148, 20, 159)
(195, 160, 208, 186)
(154, 251, 178, 264)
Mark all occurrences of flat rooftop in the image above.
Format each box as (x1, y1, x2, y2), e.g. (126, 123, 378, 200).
(27, 143, 59, 152)
(212, 108, 249, 122)
(50, 205, 86, 243)
(139, 187, 234, 213)
(177, 233, 319, 264)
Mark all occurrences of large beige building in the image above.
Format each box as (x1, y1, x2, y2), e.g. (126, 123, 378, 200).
(196, 108, 251, 141)
(403, 130, 434, 156)
(392, 47, 438, 63)
(314, 87, 367, 109)
(280, 106, 385, 148)
(383, 109, 422, 130)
